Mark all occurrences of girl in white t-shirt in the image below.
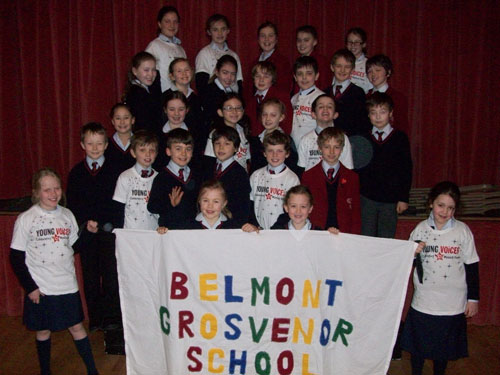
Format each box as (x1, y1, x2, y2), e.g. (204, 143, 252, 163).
(10, 168, 99, 375)
(401, 181, 480, 375)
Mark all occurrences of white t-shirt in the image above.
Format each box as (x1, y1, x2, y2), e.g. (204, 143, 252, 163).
(10, 205, 79, 295)
(350, 54, 372, 94)
(290, 88, 324, 147)
(409, 219, 480, 315)
(250, 166, 300, 229)
(113, 167, 159, 230)
(297, 129, 354, 170)
(146, 37, 187, 92)
(195, 43, 243, 82)
(204, 124, 250, 169)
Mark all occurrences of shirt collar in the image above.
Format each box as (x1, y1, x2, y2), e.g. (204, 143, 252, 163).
(355, 53, 366, 63)
(210, 41, 228, 51)
(372, 124, 393, 137)
(158, 33, 181, 45)
(170, 85, 193, 98)
(86, 155, 105, 169)
(255, 88, 270, 97)
(112, 132, 131, 150)
(321, 160, 339, 176)
(258, 127, 283, 142)
(267, 164, 286, 174)
(215, 78, 233, 93)
(163, 121, 188, 134)
(299, 85, 316, 96)
(427, 213, 455, 230)
(196, 212, 227, 229)
(315, 123, 333, 135)
(216, 156, 235, 171)
(132, 78, 150, 92)
(134, 163, 153, 176)
(167, 160, 190, 180)
(373, 82, 389, 93)
(259, 49, 275, 61)
(332, 79, 350, 92)
(288, 219, 312, 231)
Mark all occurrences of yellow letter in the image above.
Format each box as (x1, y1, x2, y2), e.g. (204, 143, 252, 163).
(200, 313, 218, 339)
(200, 273, 218, 301)
(302, 280, 321, 308)
(302, 353, 318, 375)
(208, 348, 225, 373)
(292, 317, 314, 344)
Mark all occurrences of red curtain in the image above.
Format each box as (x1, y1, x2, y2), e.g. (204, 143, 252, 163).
(1, 0, 499, 199)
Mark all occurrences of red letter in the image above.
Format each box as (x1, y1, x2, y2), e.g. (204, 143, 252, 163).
(276, 277, 294, 305)
(178, 310, 194, 338)
(277, 350, 294, 375)
(171, 272, 189, 299)
(187, 346, 202, 372)
(271, 318, 290, 342)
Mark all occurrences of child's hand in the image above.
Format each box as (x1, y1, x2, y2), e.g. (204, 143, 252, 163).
(169, 186, 184, 207)
(157, 226, 168, 235)
(28, 288, 44, 304)
(396, 201, 409, 214)
(327, 227, 340, 235)
(87, 220, 98, 233)
(242, 223, 259, 233)
(464, 301, 479, 318)
(415, 241, 426, 255)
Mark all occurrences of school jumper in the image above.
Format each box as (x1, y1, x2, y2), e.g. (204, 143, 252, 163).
(104, 135, 135, 175)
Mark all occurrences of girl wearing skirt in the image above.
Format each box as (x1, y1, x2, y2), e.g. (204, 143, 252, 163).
(401, 181, 479, 375)
(10, 168, 99, 375)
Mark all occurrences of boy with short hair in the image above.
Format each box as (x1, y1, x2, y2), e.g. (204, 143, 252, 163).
(66, 122, 122, 331)
(245, 61, 292, 136)
(201, 126, 251, 227)
(195, 14, 243, 94)
(301, 127, 361, 233)
(366, 54, 409, 134)
(113, 130, 160, 230)
(358, 92, 412, 238)
(290, 55, 325, 148)
(326, 49, 370, 136)
(148, 128, 200, 229)
(246, 131, 300, 229)
(297, 94, 354, 173)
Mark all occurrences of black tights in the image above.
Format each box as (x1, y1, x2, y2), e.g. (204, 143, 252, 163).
(411, 354, 448, 375)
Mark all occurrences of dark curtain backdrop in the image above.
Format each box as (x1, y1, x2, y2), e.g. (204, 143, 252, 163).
(1, 0, 499, 199)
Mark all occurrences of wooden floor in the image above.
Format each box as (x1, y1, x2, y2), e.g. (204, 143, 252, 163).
(0, 317, 498, 374)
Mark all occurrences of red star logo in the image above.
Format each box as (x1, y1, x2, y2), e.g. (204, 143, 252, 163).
(145, 191, 150, 203)
(52, 234, 60, 242)
(266, 193, 272, 200)
(435, 253, 444, 261)
(237, 151, 243, 158)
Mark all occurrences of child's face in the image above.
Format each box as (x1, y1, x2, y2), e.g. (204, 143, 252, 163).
(208, 20, 230, 47)
(199, 188, 227, 224)
(261, 104, 284, 131)
(111, 107, 134, 135)
(132, 59, 157, 86)
(213, 136, 237, 162)
(430, 194, 456, 230)
(215, 63, 237, 88)
(320, 137, 343, 166)
(165, 98, 188, 127)
(346, 32, 365, 58)
(264, 144, 289, 167)
(158, 11, 179, 38)
(294, 65, 319, 90)
(169, 61, 192, 86)
(166, 142, 193, 167)
(253, 67, 273, 92)
(131, 143, 158, 169)
(80, 132, 108, 160)
(36, 175, 62, 211)
(296, 31, 317, 56)
(284, 193, 313, 229)
(258, 26, 277, 53)
(312, 97, 338, 126)
(368, 104, 392, 129)
(367, 65, 390, 88)
(217, 98, 244, 126)
(331, 57, 353, 83)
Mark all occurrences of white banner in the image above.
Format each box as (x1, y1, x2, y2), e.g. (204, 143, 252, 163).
(115, 229, 415, 375)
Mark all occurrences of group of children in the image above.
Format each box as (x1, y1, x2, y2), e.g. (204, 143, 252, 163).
(9, 6, 479, 375)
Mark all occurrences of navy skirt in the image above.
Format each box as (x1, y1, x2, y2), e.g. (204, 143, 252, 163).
(401, 307, 468, 360)
(23, 291, 84, 331)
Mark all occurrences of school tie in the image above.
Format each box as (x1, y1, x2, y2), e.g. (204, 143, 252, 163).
(215, 163, 222, 178)
(269, 169, 275, 175)
(327, 168, 334, 181)
(178, 168, 184, 181)
(367, 88, 374, 97)
(141, 169, 149, 178)
(256, 94, 264, 104)
(376, 131, 384, 142)
(91, 161, 98, 173)
(334, 85, 342, 101)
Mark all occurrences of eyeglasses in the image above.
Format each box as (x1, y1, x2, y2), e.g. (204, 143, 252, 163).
(347, 41, 363, 46)
(222, 106, 244, 112)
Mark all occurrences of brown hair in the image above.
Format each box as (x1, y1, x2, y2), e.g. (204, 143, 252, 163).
(317, 127, 345, 148)
(198, 179, 232, 219)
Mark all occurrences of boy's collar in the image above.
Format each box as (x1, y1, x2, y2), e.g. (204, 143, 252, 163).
(373, 82, 389, 93)
(134, 163, 153, 176)
(86, 156, 105, 169)
(267, 163, 286, 174)
(315, 123, 333, 135)
(167, 160, 190, 175)
(216, 156, 235, 171)
(299, 85, 316, 96)
(255, 88, 270, 97)
(332, 79, 350, 90)
(371, 124, 393, 135)
(321, 160, 340, 175)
